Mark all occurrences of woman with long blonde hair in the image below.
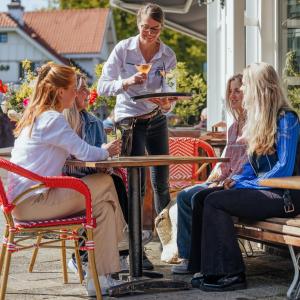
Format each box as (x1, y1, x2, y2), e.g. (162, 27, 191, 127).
(8, 63, 125, 296)
(189, 62, 300, 292)
(172, 73, 247, 275)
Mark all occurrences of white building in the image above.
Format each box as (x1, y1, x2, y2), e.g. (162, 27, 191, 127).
(111, 0, 300, 128)
(0, 0, 117, 83)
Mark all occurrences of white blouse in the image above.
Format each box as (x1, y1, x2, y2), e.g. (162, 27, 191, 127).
(98, 35, 177, 122)
(7, 110, 109, 203)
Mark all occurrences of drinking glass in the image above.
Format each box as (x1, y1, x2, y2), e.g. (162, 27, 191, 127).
(110, 126, 122, 158)
(135, 63, 152, 94)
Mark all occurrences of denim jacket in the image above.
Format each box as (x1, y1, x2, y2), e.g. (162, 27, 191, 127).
(232, 111, 299, 189)
(63, 110, 107, 178)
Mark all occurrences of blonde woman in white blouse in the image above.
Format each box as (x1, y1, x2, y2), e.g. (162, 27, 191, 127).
(8, 63, 125, 296)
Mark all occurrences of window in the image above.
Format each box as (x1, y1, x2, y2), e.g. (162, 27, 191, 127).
(0, 33, 8, 43)
(279, 0, 300, 111)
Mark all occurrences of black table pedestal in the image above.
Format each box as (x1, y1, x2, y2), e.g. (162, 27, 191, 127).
(109, 166, 190, 296)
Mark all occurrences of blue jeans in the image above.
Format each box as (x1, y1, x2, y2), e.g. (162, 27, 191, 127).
(128, 112, 170, 214)
(177, 183, 209, 259)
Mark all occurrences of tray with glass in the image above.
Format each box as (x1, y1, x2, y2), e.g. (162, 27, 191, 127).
(131, 92, 192, 102)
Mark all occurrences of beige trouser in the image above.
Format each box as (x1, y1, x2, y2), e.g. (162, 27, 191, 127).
(13, 173, 126, 275)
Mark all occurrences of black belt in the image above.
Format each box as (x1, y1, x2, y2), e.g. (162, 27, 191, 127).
(135, 107, 161, 120)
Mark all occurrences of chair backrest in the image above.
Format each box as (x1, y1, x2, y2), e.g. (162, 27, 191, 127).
(0, 158, 93, 224)
(169, 137, 217, 182)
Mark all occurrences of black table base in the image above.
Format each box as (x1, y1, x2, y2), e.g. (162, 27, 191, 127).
(108, 278, 190, 297)
(108, 167, 190, 297)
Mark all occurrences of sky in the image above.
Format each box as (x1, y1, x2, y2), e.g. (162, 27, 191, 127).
(0, 0, 50, 12)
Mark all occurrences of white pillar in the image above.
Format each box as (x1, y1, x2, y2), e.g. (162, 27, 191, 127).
(207, 0, 224, 129)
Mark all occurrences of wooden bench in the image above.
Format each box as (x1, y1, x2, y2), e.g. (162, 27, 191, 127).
(235, 217, 300, 299)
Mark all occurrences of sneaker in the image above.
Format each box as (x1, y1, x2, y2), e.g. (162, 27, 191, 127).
(86, 274, 124, 296)
(68, 257, 87, 278)
(171, 259, 190, 274)
(119, 255, 129, 272)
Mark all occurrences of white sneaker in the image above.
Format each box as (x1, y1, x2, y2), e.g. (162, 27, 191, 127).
(86, 274, 124, 296)
(67, 258, 87, 278)
(171, 259, 190, 274)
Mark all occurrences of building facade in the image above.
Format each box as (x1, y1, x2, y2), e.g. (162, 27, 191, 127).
(0, 0, 117, 83)
(207, 0, 300, 128)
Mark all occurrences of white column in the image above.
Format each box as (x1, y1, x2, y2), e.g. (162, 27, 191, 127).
(207, 0, 224, 129)
(207, 0, 245, 129)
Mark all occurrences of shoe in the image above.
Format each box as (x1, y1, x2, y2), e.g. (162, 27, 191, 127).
(199, 272, 247, 292)
(191, 273, 204, 288)
(142, 251, 154, 270)
(119, 255, 129, 272)
(86, 274, 124, 296)
(68, 257, 87, 278)
(171, 259, 191, 274)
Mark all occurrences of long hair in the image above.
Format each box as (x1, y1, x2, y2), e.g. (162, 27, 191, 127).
(225, 73, 243, 121)
(63, 73, 87, 136)
(242, 62, 293, 155)
(14, 62, 76, 137)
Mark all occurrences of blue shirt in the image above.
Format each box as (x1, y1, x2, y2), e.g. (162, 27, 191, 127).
(232, 111, 299, 189)
(97, 35, 177, 122)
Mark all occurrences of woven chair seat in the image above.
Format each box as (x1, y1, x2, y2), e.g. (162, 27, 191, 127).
(14, 216, 96, 229)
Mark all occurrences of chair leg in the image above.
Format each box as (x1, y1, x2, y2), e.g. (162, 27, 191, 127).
(0, 226, 9, 276)
(61, 239, 68, 284)
(74, 239, 84, 283)
(0, 231, 14, 300)
(86, 229, 102, 300)
(29, 235, 42, 273)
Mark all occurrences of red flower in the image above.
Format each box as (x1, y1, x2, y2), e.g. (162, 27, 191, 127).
(89, 89, 98, 105)
(0, 80, 8, 94)
(23, 98, 29, 107)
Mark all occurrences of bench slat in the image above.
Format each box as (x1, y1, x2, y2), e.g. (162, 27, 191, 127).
(265, 217, 300, 227)
(236, 227, 300, 247)
(237, 221, 300, 237)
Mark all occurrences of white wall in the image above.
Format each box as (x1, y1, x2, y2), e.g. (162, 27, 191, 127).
(0, 30, 56, 82)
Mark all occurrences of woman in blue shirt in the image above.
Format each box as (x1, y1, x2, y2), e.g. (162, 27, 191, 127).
(189, 62, 300, 292)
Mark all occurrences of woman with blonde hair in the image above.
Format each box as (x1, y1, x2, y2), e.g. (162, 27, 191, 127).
(63, 73, 130, 275)
(8, 63, 125, 296)
(172, 73, 247, 275)
(189, 62, 300, 292)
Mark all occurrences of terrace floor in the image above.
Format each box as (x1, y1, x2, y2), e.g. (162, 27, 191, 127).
(0, 169, 292, 300)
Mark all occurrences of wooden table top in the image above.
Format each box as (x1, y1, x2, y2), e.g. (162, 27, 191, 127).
(260, 177, 300, 190)
(66, 155, 229, 168)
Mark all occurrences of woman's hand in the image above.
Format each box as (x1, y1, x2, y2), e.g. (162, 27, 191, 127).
(102, 139, 121, 157)
(122, 72, 147, 90)
(223, 178, 236, 190)
(149, 97, 177, 111)
(208, 181, 219, 188)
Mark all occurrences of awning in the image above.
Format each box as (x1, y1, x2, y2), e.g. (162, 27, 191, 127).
(110, 0, 207, 42)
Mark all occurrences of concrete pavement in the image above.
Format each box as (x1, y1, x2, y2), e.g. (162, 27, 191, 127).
(0, 168, 292, 299)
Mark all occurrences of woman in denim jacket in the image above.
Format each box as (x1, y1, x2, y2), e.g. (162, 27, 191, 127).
(189, 62, 300, 292)
(63, 74, 129, 277)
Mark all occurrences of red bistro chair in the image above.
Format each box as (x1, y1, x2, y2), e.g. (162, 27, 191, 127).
(0, 158, 103, 300)
(168, 137, 217, 194)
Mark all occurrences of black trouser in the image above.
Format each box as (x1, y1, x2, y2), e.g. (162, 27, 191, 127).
(75, 173, 129, 262)
(188, 187, 300, 275)
(118, 112, 171, 214)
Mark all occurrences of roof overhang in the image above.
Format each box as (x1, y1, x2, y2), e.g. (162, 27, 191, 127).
(110, 0, 207, 42)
